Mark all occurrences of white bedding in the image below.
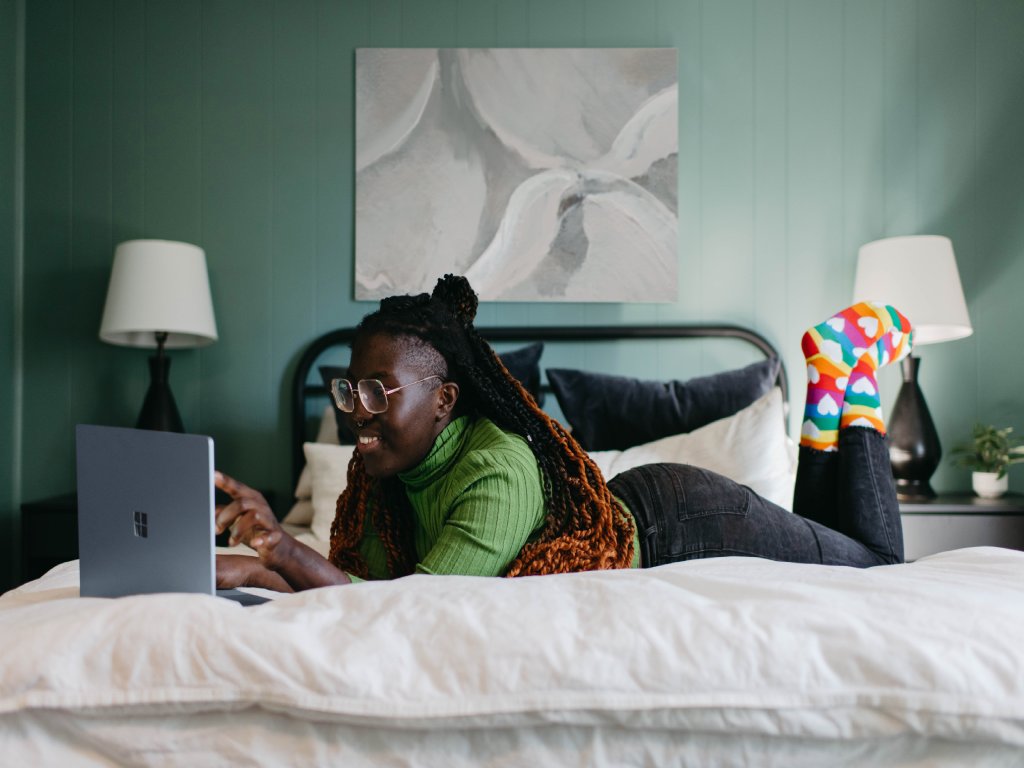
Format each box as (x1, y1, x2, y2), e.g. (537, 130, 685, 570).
(2, 548, 1023, 767)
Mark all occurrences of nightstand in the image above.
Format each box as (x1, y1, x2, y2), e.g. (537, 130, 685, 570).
(19, 489, 277, 585)
(900, 493, 1024, 560)
(20, 493, 79, 584)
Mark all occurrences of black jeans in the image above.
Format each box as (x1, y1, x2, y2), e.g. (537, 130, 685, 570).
(607, 427, 904, 568)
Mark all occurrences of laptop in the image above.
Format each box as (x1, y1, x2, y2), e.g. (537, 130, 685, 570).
(76, 424, 270, 606)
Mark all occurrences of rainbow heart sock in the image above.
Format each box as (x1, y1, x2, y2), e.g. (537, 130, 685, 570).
(841, 310, 914, 434)
(800, 302, 907, 451)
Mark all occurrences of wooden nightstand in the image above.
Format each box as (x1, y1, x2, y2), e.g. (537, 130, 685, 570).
(20, 489, 277, 585)
(900, 493, 1024, 560)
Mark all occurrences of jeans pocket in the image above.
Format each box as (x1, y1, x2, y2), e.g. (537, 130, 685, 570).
(674, 465, 751, 521)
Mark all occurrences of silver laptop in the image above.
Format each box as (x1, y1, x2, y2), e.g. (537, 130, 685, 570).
(75, 424, 269, 606)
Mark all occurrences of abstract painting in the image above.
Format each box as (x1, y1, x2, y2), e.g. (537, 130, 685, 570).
(355, 48, 678, 302)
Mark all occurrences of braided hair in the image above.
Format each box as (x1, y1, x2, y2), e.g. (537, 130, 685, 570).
(327, 274, 636, 578)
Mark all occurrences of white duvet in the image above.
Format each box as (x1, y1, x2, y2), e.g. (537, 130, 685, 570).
(2, 548, 1023, 767)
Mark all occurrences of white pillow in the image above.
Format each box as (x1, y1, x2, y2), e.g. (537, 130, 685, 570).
(304, 442, 357, 542)
(589, 388, 797, 511)
(287, 407, 344, 527)
(315, 404, 343, 445)
(281, 499, 314, 526)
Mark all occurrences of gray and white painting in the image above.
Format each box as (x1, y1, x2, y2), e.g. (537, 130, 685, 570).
(355, 48, 678, 302)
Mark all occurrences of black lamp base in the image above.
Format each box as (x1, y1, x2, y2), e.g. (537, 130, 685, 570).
(893, 477, 937, 501)
(136, 352, 185, 433)
(887, 355, 940, 500)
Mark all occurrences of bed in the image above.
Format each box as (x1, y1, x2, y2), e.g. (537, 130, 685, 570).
(2, 324, 1023, 767)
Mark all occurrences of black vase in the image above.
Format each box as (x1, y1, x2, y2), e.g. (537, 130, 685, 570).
(136, 354, 185, 433)
(887, 355, 940, 499)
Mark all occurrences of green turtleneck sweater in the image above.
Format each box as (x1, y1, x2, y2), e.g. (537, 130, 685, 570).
(353, 415, 640, 580)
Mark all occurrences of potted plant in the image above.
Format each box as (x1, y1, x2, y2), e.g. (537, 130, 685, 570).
(950, 423, 1024, 498)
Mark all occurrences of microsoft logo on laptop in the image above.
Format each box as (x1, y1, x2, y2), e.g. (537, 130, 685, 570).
(133, 510, 149, 539)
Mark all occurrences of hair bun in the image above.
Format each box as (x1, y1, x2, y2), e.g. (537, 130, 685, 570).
(379, 292, 430, 314)
(431, 274, 478, 328)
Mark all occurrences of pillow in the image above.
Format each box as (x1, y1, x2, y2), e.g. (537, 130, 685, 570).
(547, 356, 781, 451)
(284, 407, 343, 526)
(313, 403, 341, 445)
(281, 499, 314, 527)
(588, 387, 797, 511)
(497, 342, 545, 406)
(304, 442, 356, 542)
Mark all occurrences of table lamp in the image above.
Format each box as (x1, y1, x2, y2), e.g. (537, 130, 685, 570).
(853, 235, 972, 499)
(99, 239, 218, 432)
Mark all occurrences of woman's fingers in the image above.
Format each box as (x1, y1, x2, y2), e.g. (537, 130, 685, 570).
(215, 470, 265, 498)
(249, 527, 283, 553)
(225, 503, 272, 546)
(216, 494, 257, 537)
(212, 471, 292, 566)
(230, 516, 274, 548)
(214, 496, 246, 536)
(214, 472, 273, 536)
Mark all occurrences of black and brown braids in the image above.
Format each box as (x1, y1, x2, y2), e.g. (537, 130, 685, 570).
(327, 274, 635, 578)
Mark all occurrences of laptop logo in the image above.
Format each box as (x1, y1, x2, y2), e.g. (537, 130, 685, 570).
(133, 510, 149, 538)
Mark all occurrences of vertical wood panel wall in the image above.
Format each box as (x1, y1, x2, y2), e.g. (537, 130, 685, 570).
(7, 0, 1024, 584)
(1, 0, 22, 590)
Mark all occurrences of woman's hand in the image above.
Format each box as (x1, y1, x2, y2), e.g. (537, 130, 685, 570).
(215, 553, 257, 588)
(216, 554, 294, 591)
(214, 472, 292, 571)
(214, 471, 352, 591)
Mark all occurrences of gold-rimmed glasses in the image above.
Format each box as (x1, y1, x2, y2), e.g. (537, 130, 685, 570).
(329, 375, 442, 414)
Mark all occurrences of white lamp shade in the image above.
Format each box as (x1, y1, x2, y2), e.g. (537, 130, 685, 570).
(99, 239, 218, 348)
(853, 235, 972, 346)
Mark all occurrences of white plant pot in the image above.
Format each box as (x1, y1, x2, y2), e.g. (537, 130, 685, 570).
(972, 471, 1008, 499)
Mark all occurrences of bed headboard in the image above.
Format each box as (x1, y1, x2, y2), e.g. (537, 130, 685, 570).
(291, 324, 788, 490)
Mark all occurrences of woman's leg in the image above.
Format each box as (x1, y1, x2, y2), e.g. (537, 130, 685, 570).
(608, 462, 891, 567)
(790, 428, 903, 562)
(835, 426, 904, 562)
(791, 302, 912, 559)
(790, 446, 840, 531)
(607, 302, 913, 569)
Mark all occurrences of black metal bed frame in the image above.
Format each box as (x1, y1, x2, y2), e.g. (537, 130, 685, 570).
(291, 324, 788, 489)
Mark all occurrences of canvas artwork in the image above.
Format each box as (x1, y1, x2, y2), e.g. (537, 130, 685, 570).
(355, 48, 679, 302)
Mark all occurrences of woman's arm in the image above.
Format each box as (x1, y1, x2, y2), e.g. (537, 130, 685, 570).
(215, 472, 351, 590)
(216, 554, 295, 591)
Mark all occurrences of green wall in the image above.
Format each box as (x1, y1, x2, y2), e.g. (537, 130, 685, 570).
(5, 0, 1024, 587)
(1, 0, 22, 591)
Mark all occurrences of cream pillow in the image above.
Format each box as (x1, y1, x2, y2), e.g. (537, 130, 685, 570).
(295, 406, 343, 500)
(315, 403, 343, 445)
(304, 442, 357, 542)
(281, 499, 315, 527)
(588, 388, 797, 511)
(284, 406, 345, 525)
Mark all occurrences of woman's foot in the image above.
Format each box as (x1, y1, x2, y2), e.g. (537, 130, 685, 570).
(841, 310, 913, 433)
(800, 303, 911, 451)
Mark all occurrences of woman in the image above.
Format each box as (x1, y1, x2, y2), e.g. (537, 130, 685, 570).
(215, 275, 911, 591)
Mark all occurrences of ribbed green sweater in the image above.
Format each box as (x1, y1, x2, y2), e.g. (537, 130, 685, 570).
(353, 415, 639, 580)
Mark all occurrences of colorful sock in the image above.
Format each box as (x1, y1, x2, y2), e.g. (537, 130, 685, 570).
(800, 302, 906, 451)
(841, 309, 914, 434)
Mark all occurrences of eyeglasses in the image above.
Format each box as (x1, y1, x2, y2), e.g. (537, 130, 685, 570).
(329, 375, 442, 414)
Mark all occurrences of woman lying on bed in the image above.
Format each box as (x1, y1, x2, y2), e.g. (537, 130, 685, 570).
(215, 274, 913, 591)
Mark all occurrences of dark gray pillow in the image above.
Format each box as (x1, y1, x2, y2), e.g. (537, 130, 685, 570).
(546, 357, 781, 451)
(495, 342, 545, 407)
